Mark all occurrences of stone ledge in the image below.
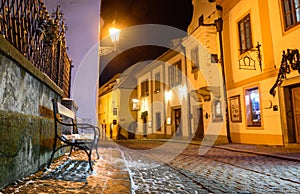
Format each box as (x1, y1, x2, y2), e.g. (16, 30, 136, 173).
(0, 36, 64, 97)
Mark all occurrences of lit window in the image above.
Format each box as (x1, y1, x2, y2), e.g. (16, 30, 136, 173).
(113, 108, 118, 116)
(238, 14, 253, 54)
(168, 60, 182, 87)
(132, 99, 139, 110)
(154, 72, 160, 93)
(282, 0, 300, 30)
(245, 87, 261, 127)
(213, 100, 223, 122)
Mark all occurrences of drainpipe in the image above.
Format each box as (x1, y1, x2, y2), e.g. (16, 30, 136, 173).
(150, 72, 154, 134)
(182, 45, 192, 138)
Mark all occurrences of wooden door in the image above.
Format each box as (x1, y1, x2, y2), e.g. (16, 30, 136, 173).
(292, 87, 300, 143)
(193, 107, 204, 139)
(174, 108, 182, 136)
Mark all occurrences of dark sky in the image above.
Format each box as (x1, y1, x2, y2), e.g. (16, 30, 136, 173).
(99, 0, 193, 86)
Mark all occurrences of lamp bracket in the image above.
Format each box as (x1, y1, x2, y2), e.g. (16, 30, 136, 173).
(98, 46, 115, 56)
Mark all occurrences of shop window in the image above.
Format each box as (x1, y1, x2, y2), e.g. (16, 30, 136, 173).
(238, 14, 253, 54)
(244, 87, 261, 127)
(281, 0, 300, 30)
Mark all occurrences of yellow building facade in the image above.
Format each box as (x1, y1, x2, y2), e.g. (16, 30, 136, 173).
(217, 0, 300, 145)
(133, 0, 228, 142)
(98, 67, 140, 140)
(99, 0, 300, 146)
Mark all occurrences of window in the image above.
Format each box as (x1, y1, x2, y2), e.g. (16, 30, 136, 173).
(282, 0, 300, 30)
(168, 60, 182, 87)
(238, 14, 253, 54)
(132, 99, 139, 110)
(113, 108, 118, 116)
(191, 47, 199, 72)
(212, 100, 223, 122)
(154, 72, 160, 93)
(141, 80, 149, 97)
(156, 112, 161, 132)
(244, 87, 261, 127)
(211, 54, 218, 63)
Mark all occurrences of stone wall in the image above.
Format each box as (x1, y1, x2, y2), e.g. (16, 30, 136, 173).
(0, 37, 64, 189)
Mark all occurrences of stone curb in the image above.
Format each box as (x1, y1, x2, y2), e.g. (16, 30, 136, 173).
(212, 145, 300, 163)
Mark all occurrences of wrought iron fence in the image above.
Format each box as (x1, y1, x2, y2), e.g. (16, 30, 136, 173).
(0, 0, 72, 97)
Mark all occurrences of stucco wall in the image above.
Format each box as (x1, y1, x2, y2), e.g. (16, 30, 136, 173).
(0, 37, 63, 189)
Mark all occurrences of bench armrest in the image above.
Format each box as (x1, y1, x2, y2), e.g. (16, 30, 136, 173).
(76, 123, 100, 139)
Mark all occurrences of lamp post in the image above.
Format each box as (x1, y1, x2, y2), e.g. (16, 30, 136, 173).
(215, 16, 232, 143)
(199, 5, 232, 143)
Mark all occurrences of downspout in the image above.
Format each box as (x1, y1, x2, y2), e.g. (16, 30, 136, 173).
(150, 72, 154, 134)
(182, 45, 192, 138)
(163, 63, 167, 137)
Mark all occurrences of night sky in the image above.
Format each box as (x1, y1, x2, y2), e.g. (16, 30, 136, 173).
(99, 0, 194, 86)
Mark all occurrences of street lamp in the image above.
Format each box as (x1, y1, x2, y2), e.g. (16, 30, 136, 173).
(215, 15, 232, 144)
(98, 23, 121, 56)
(200, 5, 232, 143)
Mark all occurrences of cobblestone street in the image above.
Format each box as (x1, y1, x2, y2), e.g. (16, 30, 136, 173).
(119, 140, 300, 193)
(2, 140, 300, 193)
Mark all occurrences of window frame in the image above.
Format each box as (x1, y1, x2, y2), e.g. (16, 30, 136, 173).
(238, 13, 253, 54)
(141, 79, 149, 97)
(168, 60, 182, 87)
(212, 99, 223, 122)
(191, 47, 199, 72)
(155, 112, 162, 132)
(281, 0, 300, 30)
(154, 72, 160, 93)
(113, 108, 118, 116)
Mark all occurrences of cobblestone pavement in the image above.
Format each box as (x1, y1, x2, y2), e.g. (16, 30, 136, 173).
(2, 140, 300, 193)
(1, 143, 130, 194)
(214, 143, 300, 161)
(117, 141, 300, 193)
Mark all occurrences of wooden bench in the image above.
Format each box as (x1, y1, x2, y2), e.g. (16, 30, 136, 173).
(48, 99, 100, 172)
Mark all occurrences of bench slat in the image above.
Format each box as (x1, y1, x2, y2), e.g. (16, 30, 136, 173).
(57, 102, 76, 119)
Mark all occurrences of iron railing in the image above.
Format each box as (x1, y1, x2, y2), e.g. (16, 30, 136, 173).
(0, 0, 72, 97)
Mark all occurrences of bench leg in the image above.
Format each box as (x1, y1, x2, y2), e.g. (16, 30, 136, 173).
(88, 153, 93, 172)
(96, 147, 99, 159)
(81, 148, 93, 172)
(95, 140, 100, 159)
(69, 145, 74, 156)
(48, 152, 55, 168)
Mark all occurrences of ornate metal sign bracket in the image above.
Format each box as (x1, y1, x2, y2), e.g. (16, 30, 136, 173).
(239, 42, 262, 72)
(269, 48, 300, 96)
